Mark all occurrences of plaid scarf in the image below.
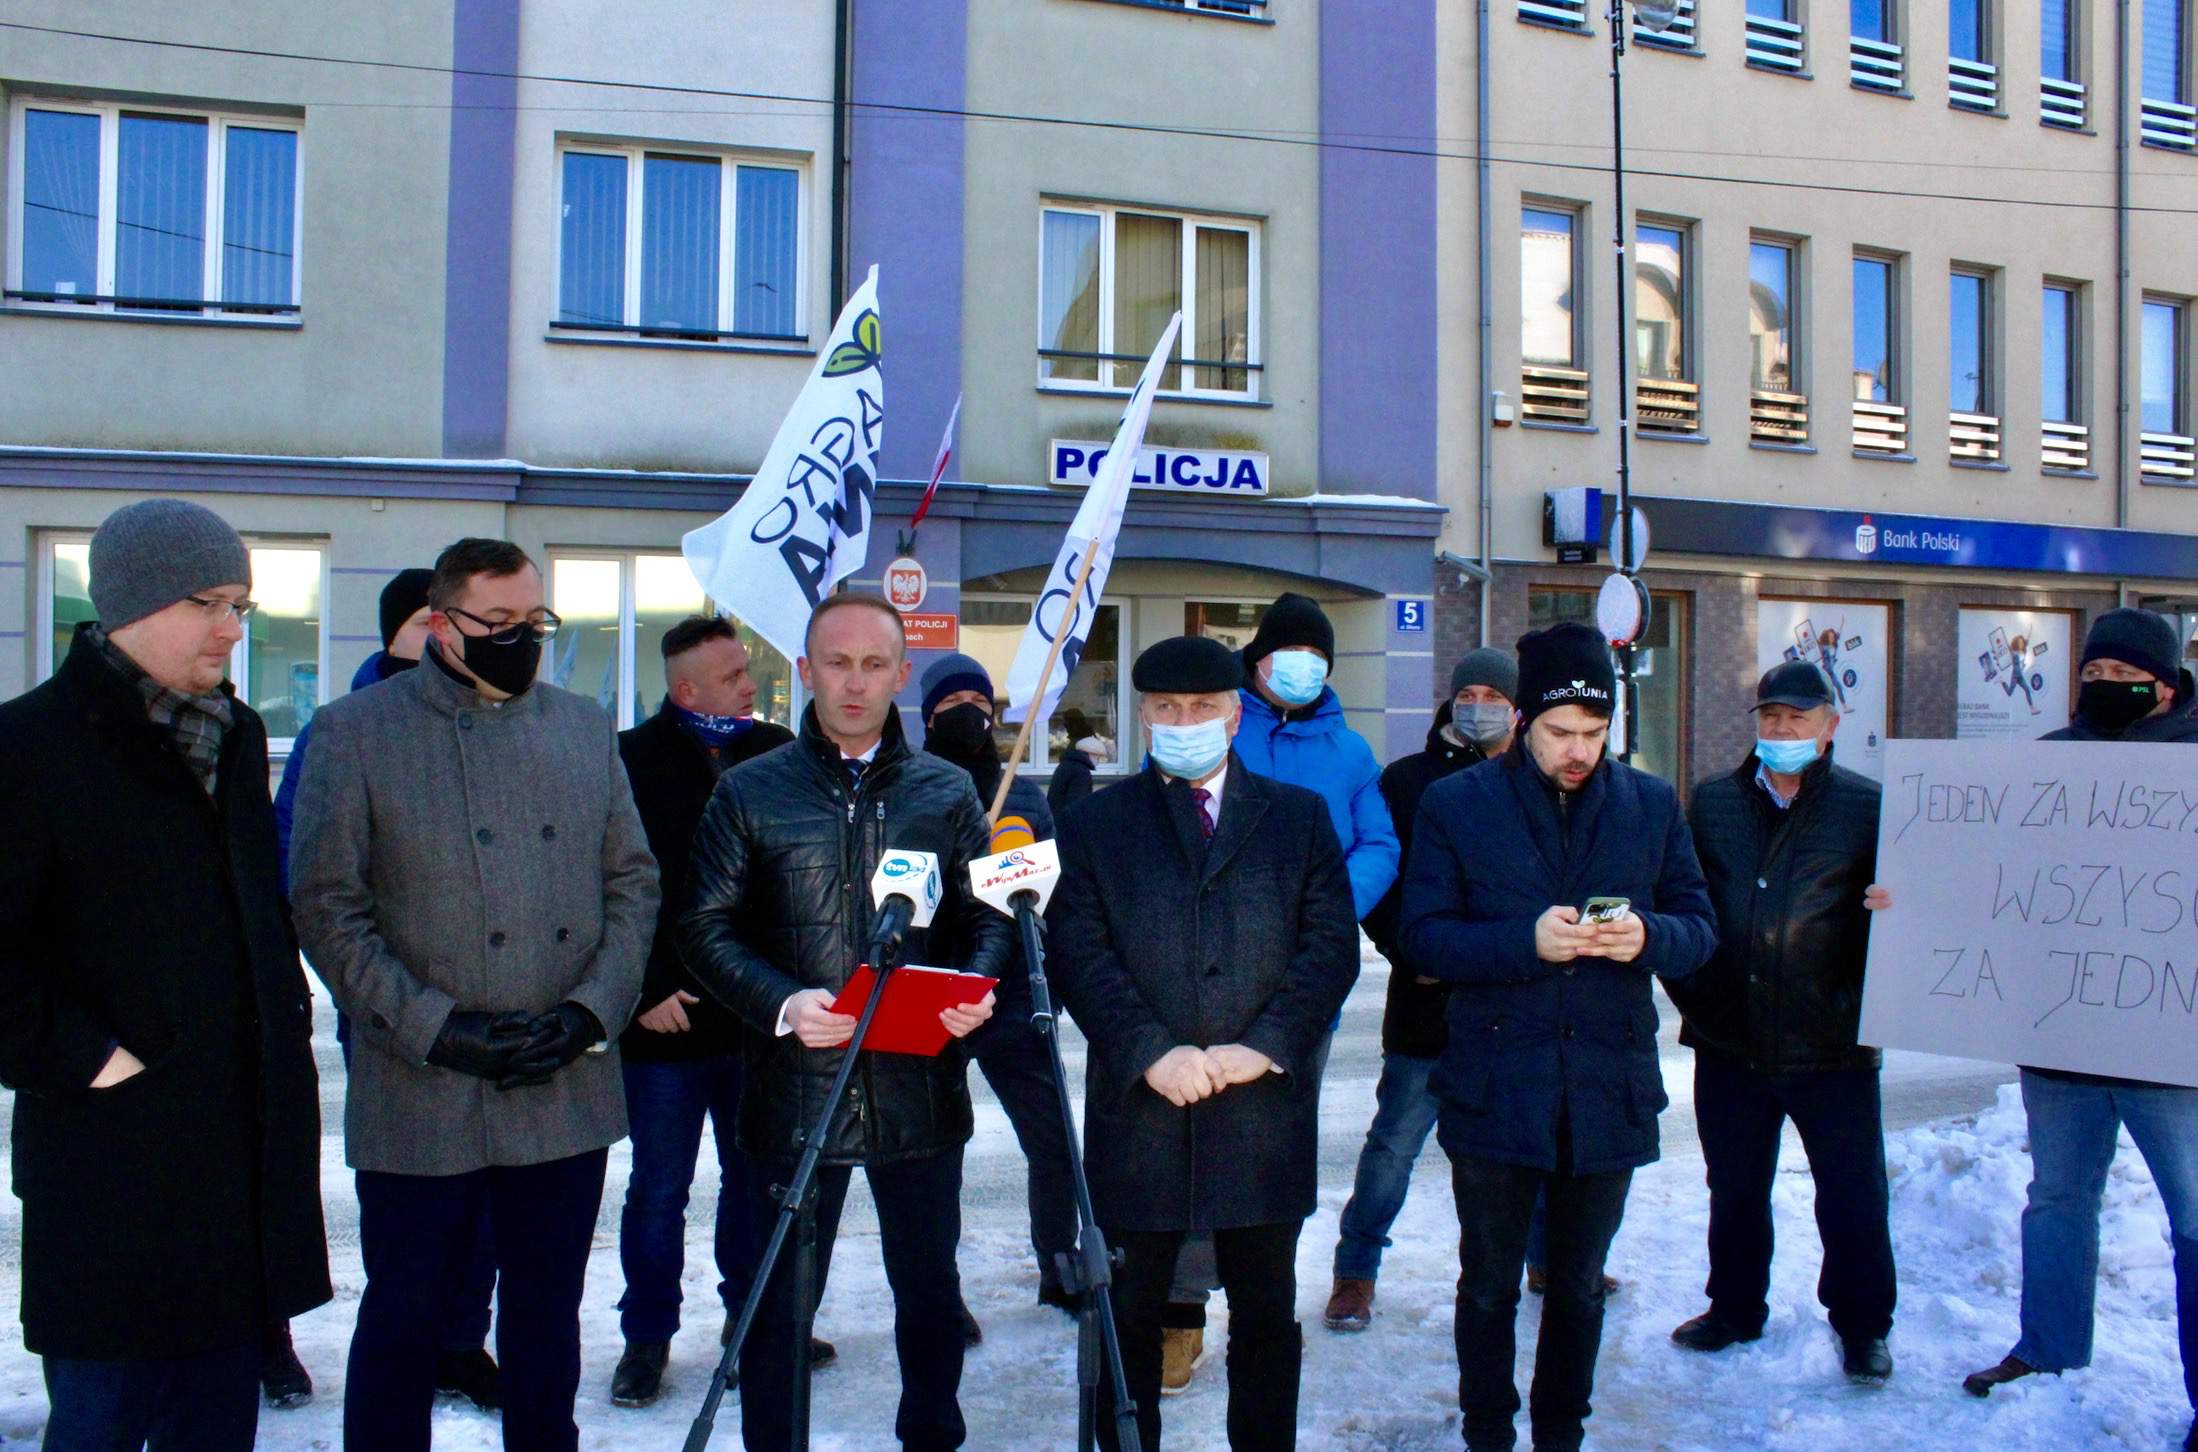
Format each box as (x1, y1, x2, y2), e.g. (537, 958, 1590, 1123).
(90, 624, 234, 796)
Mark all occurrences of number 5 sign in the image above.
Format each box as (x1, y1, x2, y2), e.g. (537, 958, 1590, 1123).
(1394, 599, 1428, 634)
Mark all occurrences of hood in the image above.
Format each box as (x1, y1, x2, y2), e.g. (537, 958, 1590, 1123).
(1239, 684, 1345, 736)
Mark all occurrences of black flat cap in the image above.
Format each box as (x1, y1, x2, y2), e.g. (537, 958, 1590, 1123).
(1133, 635, 1245, 694)
(1753, 659, 1837, 711)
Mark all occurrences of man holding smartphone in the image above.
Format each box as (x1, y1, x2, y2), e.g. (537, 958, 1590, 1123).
(1400, 621, 1717, 1452)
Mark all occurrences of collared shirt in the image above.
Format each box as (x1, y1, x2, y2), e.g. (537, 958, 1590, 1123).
(91, 623, 233, 796)
(776, 737, 888, 1038)
(1754, 760, 1797, 811)
(1187, 762, 1228, 824)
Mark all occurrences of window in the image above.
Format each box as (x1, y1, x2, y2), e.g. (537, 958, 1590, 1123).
(546, 552, 795, 729)
(1852, 252, 1907, 452)
(1749, 238, 1807, 442)
(41, 537, 326, 744)
(960, 597, 1127, 773)
(1746, 0, 1807, 70)
(1950, 0, 2000, 109)
(1851, 0, 1906, 92)
(1037, 203, 1258, 398)
(1519, 0, 1590, 29)
(1635, 0, 1699, 50)
(1948, 268, 2000, 459)
(555, 142, 804, 341)
(2141, 297, 2195, 479)
(2042, 281, 2090, 469)
(1635, 221, 1698, 434)
(1520, 203, 1589, 423)
(2042, 0, 2088, 125)
(7, 98, 299, 316)
(1527, 586, 1690, 788)
(2142, 0, 2198, 146)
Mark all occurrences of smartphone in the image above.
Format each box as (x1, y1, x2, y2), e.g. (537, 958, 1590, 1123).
(1581, 896, 1632, 924)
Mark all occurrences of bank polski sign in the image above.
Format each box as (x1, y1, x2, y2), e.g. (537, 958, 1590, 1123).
(1048, 439, 1269, 496)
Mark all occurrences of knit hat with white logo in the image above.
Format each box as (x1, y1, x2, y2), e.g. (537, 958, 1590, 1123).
(1514, 621, 1616, 725)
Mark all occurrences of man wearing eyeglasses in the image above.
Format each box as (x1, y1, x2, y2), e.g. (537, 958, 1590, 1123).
(0, 498, 332, 1452)
(291, 536, 659, 1452)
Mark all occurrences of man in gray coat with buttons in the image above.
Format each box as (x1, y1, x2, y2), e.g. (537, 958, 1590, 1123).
(291, 537, 657, 1452)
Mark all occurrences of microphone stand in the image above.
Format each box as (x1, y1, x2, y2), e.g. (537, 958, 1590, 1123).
(1011, 892, 1144, 1452)
(684, 929, 907, 1452)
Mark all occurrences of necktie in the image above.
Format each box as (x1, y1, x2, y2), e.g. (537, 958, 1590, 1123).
(844, 757, 866, 790)
(1191, 786, 1216, 840)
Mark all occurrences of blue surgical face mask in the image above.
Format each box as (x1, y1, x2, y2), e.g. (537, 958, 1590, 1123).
(1265, 649, 1328, 706)
(1148, 716, 1232, 780)
(676, 704, 754, 748)
(1755, 736, 1821, 775)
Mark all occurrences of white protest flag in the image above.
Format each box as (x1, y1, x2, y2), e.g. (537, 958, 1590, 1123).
(1003, 312, 1182, 724)
(682, 265, 884, 663)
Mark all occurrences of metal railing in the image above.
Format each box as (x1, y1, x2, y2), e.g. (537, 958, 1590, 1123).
(1749, 388, 1809, 443)
(1522, 365, 1592, 423)
(2141, 431, 2198, 480)
(1851, 37, 1904, 92)
(1635, 0, 1697, 49)
(1636, 378, 1700, 434)
(1745, 14, 1805, 71)
(1950, 57, 1999, 112)
(1949, 411, 2002, 462)
(1853, 400, 1909, 453)
(2041, 77, 2088, 128)
(1519, 0, 1588, 27)
(2041, 419, 2091, 471)
(2141, 97, 2198, 149)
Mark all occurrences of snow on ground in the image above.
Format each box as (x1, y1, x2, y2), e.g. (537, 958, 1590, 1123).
(0, 960, 2188, 1450)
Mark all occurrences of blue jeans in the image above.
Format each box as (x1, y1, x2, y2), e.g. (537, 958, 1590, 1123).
(42, 1339, 259, 1452)
(2011, 1069, 2198, 1412)
(1335, 1052, 1443, 1280)
(617, 1054, 756, 1343)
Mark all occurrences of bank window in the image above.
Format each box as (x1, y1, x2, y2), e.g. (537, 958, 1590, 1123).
(555, 142, 805, 342)
(1520, 202, 1589, 423)
(2141, 296, 2195, 480)
(960, 596, 1126, 773)
(546, 552, 795, 728)
(1749, 236, 1807, 443)
(2041, 281, 2091, 471)
(40, 536, 327, 746)
(1948, 267, 2000, 461)
(7, 98, 300, 317)
(1037, 203, 1259, 399)
(1852, 251, 1907, 454)
(1635, 219, 1697, 435)
(1526, 585, 1689, 789)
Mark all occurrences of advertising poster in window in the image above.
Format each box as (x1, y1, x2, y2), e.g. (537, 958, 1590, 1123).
(1754, 598, 1891, 781)
(1956, 608, 2072, 739)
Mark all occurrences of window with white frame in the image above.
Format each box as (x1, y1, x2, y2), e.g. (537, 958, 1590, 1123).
(546, 551, 796, 729)
(41, 535, 327, 744)
(7, 97, 300, 316)
(1037, 203, 1259, 399)
(555, 142, 806, 341)
(960, 596, 1127, 773)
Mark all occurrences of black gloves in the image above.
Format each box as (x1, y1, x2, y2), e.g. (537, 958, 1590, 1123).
(497, 1002, 604, 1090)
(425, 1009, 534, 1080)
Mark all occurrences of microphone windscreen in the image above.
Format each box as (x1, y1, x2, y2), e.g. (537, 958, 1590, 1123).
(990, 815, 1037, 853)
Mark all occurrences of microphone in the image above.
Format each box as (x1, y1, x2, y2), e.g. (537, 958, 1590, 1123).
(868, 849, 942, 963)
(989, 813, 1037, 855)
(969, 833, 1062, 918)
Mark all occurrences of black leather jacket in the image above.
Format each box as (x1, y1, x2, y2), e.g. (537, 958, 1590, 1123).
(679, 704, 1011, 1166)
(1670, 749, 1882, 1074)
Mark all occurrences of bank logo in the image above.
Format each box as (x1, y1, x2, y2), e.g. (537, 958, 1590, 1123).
(1856, 517, 1879, 555)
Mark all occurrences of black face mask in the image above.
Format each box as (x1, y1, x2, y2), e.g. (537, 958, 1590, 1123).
(926, 702, 996, 761)
(383, 654, 420, 676)
(2076, 677, 2158, 734)
(452, 630, 543, 698)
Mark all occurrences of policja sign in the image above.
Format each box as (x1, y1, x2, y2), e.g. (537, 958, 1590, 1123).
(1048, 439, 1269, 496)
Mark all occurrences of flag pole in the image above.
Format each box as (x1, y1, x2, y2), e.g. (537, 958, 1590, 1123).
(986, 539, 1103, 826)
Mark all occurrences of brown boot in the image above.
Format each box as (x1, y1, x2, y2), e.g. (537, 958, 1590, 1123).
(1323, 1277, 1375, 1332)
(1962, 1354, 2035, 1397)
(1160, 1327, 1206, 1394)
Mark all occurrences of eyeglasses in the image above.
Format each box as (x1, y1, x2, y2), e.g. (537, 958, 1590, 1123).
(445, 606, 563, 644)
(186, 595, 259, 622)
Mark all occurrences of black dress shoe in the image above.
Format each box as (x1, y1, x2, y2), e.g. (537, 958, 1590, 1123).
(959, 1298, 983, 1346)
(1961, 1353, 2035, 1397)
(259, 1322, 313, 1409)
(720, 1313, 836, 1367)
(435, 1347, 503, 1412)
(610, 1341, 669, 1408)
(1670, 1311, 1761, 1353)
(1841, 1336, 1893, 1385)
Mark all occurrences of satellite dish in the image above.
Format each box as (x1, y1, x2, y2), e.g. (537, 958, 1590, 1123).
(1632, 0, 1679, 33)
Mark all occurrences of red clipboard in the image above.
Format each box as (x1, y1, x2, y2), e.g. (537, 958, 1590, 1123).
(827, 963, 1000, 1058)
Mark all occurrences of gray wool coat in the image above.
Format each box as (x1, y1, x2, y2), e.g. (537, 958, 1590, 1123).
(289, 650, 657, 1175)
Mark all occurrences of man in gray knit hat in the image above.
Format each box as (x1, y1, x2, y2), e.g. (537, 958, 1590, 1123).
(0, 498, 331, 1451)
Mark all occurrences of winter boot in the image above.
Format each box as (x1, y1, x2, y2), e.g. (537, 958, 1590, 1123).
(1323, 1277, 1375, 1332)
(259, 1322, 312, 1409)
(436, 1347, 503, 1412)
(1160, 1326, 1206, 1395)
(1670, 1310, 1762, 1353)
(1961, 1354, 2035, 1397)
(610, 1342, 670, 1408)
(1840, 1335, 1893, 1386)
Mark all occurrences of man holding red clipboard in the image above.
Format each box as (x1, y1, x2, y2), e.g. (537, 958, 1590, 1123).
(680, 594, 1009, 1452)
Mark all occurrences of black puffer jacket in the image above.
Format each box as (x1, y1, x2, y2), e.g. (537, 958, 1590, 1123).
(679, 704, 1011, 1166)
(1670, 748, 1882, 1074)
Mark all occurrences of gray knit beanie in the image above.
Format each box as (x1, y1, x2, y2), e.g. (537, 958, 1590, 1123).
(1449, 646, 1519, 703)
(88, 499, 253, 630)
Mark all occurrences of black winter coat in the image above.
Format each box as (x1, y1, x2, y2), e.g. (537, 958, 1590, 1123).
(1050, 760, 1361, 1232)
(0, 626, 332, 1358)
(618, 705, 794, 1063)
(1669, 749, 1882, 1074)
(1047, 749, 1097, 820)
(1364, 704, 1492, 1058)
(679, 705, 1011, 1166)
(1400, 749, 1717, 1175)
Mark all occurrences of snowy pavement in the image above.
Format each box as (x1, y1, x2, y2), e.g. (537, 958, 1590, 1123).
(2, 949, 2188, 1451)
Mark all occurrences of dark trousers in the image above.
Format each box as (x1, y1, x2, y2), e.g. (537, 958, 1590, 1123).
(1693, 1050, 1897, 1341)
(1451, 1154, 1632, 1452)
(42, 1339, 259, 1452)
(739, 1147, 967, 1452)
(618, 1053, 756, 1342)
(347, 1148, 607, 1452)
(1101, 1222, 1304, 1452)
(968, 1002, 1077, 1292)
